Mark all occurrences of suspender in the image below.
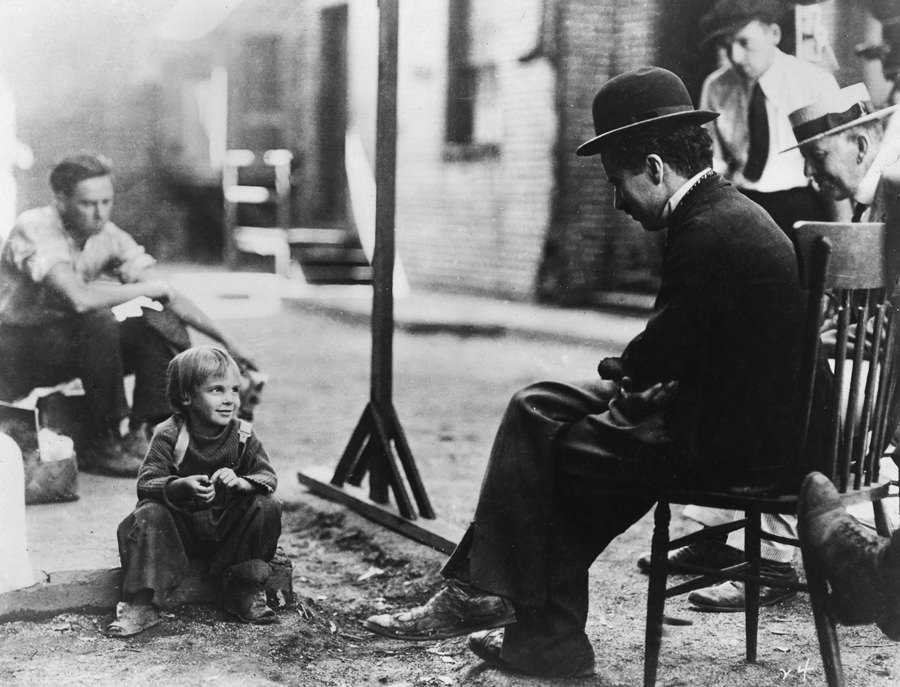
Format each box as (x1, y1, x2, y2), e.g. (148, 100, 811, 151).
(172, 418, 252, 470)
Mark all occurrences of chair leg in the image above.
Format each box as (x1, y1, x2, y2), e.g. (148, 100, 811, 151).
(643, 501, 670, 687)
(873, 499, 894, 538)
(744, 509, 761, 663)
(800, 543, 846, 687)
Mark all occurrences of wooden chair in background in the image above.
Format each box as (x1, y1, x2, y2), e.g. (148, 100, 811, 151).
(642, 222, 900, 687)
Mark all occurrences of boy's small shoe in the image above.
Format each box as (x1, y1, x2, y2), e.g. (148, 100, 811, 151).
(222, 588, 279, 624)
(107, 601, 162, 638)
(222, 559, 279, 624)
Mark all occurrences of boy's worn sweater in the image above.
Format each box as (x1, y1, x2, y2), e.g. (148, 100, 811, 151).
(136, 416, 278, 509)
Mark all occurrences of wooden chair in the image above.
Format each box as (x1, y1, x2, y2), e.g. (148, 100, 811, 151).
(642, 221, 900, 687)
(222, 148, 293, 277)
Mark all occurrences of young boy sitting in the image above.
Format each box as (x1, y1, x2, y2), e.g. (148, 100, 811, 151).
(108, 345, 282, 637)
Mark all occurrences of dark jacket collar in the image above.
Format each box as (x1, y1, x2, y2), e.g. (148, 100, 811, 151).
(668, 171, 729, 230)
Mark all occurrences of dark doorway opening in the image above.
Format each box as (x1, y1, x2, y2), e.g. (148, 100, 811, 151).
(316, 4, 349, 224)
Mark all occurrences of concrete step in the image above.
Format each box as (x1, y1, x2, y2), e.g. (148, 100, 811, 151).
(0, 549, 294, 623)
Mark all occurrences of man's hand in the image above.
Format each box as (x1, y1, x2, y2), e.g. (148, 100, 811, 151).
(616, 376, 678, 419)
(225, 343, 258, 372)
(141, 280, 171, 303)
(211, 467, 253, 492)
(597, 356, 624, 382)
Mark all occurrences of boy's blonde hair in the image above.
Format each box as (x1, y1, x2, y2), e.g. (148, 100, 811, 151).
(166, 346, 240, 413)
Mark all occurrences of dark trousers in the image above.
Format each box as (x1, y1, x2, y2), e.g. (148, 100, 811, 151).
(117, 494, 283, 607)
(0, 311, 181, 446)
(739, 186, 829, 238)
(443, 380, 679, 673)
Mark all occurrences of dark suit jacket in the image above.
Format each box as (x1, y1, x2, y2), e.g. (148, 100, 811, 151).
(621, 173, 807, 486)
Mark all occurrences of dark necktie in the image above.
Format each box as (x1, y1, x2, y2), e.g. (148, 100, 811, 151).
(744, 82, 769, 182)
(851, 202, 869, 223)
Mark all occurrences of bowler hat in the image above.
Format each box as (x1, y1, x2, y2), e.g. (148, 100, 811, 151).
(576, 67, 718, 157)
(699, 0, 786, 48)
(784, 83, 900, 151)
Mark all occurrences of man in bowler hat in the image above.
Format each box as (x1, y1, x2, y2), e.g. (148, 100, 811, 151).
(363, 67, 814, 678)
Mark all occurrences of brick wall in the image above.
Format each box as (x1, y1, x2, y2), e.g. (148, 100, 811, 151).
(298, 0, 876, 304)
(544, 0, 718, 305)
(390, 0, 556, 299)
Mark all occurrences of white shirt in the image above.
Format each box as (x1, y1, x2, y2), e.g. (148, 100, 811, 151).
(700, 49, 839, 193)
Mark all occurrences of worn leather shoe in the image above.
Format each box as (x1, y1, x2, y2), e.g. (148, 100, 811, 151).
(364, 579, 515, 640)
(467, 628, 595, 678)
(799, 471, 900, 639)
(222, 559, 278, 625)
(688, 562, 799, 612)
(637, 537, 743, 574)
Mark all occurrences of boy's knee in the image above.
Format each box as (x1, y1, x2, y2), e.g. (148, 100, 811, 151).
(255, 494, 283, 522)
(129, 501, 176, 529)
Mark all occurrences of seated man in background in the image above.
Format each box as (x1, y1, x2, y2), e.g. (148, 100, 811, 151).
(786, 82, 899, 224)
(0, 153, 255, 477)
(796, 82, 900, 644)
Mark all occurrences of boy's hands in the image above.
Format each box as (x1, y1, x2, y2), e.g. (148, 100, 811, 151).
(165, 471, 255, 506)
(211, 467, 254, 493)
(167, 474, 216, 506)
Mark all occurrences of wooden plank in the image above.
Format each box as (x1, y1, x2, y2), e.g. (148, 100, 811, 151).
(297, 466, 461, 555)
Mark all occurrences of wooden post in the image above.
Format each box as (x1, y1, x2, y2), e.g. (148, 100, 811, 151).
(368, 0, 399, 505)
(302, 0, 437, 526)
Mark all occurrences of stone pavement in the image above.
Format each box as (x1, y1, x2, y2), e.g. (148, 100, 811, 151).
(2, 270, 647, 619)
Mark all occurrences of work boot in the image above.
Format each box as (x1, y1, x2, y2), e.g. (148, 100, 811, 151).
(687, 560, 799, 612)
(637, 535, 743, 574)
(78, 429, 143, 478)
(467, 628, 595, 679)
(222, 559, 278, 624)
(128, 420, 157, 442)
(799, 472, 900, 640)
(363, 579, 515, 640)
(121, 424, 151, 460)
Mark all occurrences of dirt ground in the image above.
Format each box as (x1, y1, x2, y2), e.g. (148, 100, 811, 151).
(2, 303, 899, 686)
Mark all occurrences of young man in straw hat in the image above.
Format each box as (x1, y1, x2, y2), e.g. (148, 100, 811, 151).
(793, 83, 900, 642)
(363, 67, 817, 678)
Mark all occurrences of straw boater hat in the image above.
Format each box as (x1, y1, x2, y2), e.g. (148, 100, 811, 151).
(783, 82, 900, 151)
(576, 67, 719, 157)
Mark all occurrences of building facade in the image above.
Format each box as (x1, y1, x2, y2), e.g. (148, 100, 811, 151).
(152, 0, 884, 303)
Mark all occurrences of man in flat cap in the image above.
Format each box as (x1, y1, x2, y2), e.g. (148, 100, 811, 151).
(362, 67, 816, 679)
(650, 0, 842, 612)
(699, 0, 841, 231)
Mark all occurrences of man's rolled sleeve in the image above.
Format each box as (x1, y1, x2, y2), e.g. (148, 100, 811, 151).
(105, 227, 156, 282)
(8, 218, 72, 283)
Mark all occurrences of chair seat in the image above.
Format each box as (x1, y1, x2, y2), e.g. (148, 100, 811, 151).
(654, 480, 893, 514)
